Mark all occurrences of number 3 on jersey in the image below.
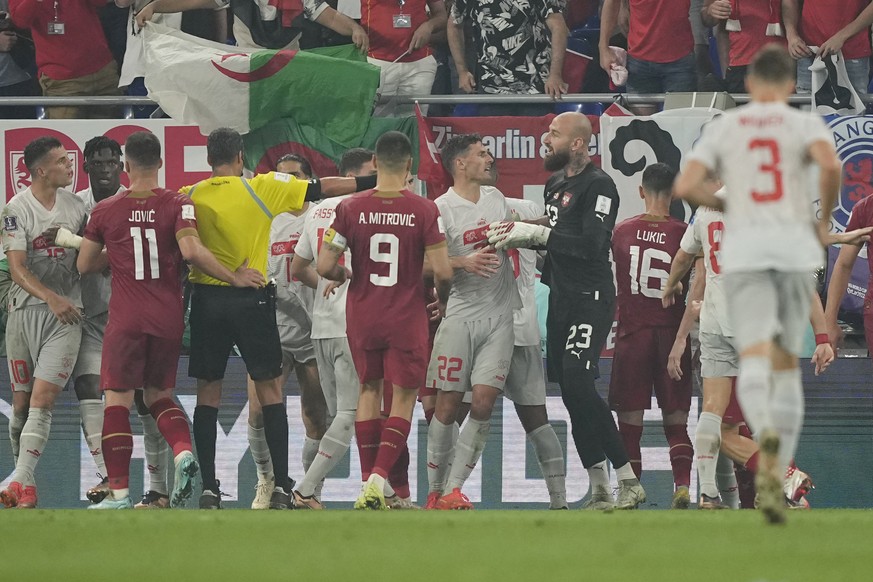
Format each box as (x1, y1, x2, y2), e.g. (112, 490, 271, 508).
(130, 226, 159, 280)
(750, 139, 784, 202)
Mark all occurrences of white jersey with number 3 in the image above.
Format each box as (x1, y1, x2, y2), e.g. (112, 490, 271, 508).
(687, 101, 831, 273)
(680, 205, 731, 337)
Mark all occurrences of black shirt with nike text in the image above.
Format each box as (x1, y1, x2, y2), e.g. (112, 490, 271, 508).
(543, 163, 620, 296)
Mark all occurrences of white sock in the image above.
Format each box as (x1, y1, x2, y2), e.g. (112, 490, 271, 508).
(298, 410, 354, 497)
(139, 413, 169, 495)
(79, 399, 107, 476)
(770, 368, 805, 470)
(716, 453, 739, 509)
(302, 436, 320, 474)
(384, 481, 396, 498)
(614, 462, 636, 482)
(736, 355, 773, 435)
(111, 488, 130, 501)
(247, 423, 274, 482)
(15, 408, 52, 486)
(9, 410, 26, 465)
(426, 418, 456, 494)
(527, 424, 567, 509)
(367, 472, 386, 493)
(587, 460, 610, 490)
(445, 418, 490, 491)
(696, 411, 722, 498)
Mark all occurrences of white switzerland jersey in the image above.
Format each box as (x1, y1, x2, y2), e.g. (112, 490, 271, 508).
(506, 198, 542, 347)
(687, 101, 831, 273)
(268, 207, 315, 315)
(77, 186, 123, 317)
(295, 196, 351, 339)
(680, 205, 731, 337)
(435, 186, 521, 321)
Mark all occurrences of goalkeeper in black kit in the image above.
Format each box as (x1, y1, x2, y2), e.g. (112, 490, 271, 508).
(487, 112, 645, 510)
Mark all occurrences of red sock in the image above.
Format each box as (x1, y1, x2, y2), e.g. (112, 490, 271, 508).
(617, 421, 643, 479)
(373, 417, 412, 480)
(664, 423, 693, 488)
(102, 405, 133, 491)
(744, 451, 760, 472)
(150, 398, 192, 457)
(423, 407, 434, 425)
(735, 463, 757, 509)
(387, 442, 411, 499)
(355, 419, 383, 480)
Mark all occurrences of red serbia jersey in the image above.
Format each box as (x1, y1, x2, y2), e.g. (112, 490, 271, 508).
(84, 189, 198, 338)
(330, 189, 445, 349)
(612, 214, 688, 336)
(846, 194, 873, 303)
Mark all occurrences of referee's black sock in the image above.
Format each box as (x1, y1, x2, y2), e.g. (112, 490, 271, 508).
(193, 405, 219, 492)
(262, 403, 291, 491)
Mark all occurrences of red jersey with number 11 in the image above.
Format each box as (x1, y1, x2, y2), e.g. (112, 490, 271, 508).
(612, 214, 688, 337)
(329, 189, 445, 349)
(84, 189, 198, 337)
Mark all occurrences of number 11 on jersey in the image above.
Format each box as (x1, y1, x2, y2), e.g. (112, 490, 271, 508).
(130, 226, 159, 280)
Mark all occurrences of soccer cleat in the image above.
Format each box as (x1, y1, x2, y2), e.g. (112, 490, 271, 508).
(171, 451, 199, 509)
(353, 480, 387, 511)
(269, 484, 296, 510)
(293, 490, 324, 510)
(787, 496, 811, 510)
(17, 485, 38, 509)
(581, 485, 614, 511)
(88, 495, 133, 510)
(199, 480, 223, 510)
(252, 477, 275, 510)
(386, 495, 419, 510)
(434, 488, 473, 510)
(615, 479, 646, 510)
(756, 429, 786, 525)
(1, 481, 24, 508)
(784, 466, 814, 504)
(424, 491, 441, 510)
(135, 491, 170, 509)
(86, 475, 110, 504)
(671, 486, 691, 509)
(698, 494, 729, 510)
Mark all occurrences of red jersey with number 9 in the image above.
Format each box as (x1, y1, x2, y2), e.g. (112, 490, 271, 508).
(84, 189, 198, 338)
(612, 214, 689, 337)
(329, 189, 445, 349)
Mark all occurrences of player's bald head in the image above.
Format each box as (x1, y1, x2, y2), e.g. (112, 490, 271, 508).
(544, 113, 592, 172)
(554, 112, 592, 141)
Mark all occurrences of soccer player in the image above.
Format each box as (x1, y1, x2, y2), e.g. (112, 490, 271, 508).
(609, 163, 694, 509)
(186, 128, 375, 510)
(246, 154, 327, 510)
(673, 45, 841, 523)
(73, 131, 264, 509)
(506, 197, 568, 510)
(0, 137, 87, 509)
(317, 131, 451, 510)
(487, 112, 645, 510)
(424, 133, 520, 511)
(289, 148, 376, 509)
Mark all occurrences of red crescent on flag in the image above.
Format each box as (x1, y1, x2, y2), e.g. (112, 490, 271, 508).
(211, 50, 297, 83)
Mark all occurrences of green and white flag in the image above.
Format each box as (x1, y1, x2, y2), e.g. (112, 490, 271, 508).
(142, 23, 381, 146)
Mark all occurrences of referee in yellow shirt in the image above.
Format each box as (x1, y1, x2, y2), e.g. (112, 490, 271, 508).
(187, 128, 377, 510)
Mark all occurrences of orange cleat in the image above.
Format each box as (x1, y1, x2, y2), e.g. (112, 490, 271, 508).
(1, 481, 24, 508)
(17, 485, 38, 509)
(434, 488, 473, 510)
(424, 491, 441, 510)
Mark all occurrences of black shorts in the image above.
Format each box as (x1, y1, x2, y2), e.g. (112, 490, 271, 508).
(188, 284, 282, 382)
(546, 290, 615, 385)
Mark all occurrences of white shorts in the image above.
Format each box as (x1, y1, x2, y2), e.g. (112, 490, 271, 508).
(699, 331, 739, 379)
(277, 296, 315, 364)
(6, 306, 82, 392)
(369, 55, 438, 115)
(426, 314, 514, 394)
(313, 337, 359, 417)
(724, 270, 815, 357)
(73, 311, 107, 380)
(504, 344, 547, 406)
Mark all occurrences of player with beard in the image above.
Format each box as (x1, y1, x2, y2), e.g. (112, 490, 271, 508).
(487, 112, 645, 510)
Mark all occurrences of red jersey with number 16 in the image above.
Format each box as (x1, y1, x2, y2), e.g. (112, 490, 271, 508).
(329, 189, 445, 349)
(84, 189, 198, 338)
(612, 214, 688, 337)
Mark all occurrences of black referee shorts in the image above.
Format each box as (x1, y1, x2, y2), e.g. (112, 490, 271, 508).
(188, 283, 282, 382)
(546, 290, 615, 385)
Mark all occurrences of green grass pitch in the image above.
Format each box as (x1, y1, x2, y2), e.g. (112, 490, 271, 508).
(3, 510, 871, 581)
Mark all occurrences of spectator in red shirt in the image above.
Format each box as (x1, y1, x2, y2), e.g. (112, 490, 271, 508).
(704, 0, 787, 92)
(783, 0, 873, 95)
(9, 0, 121, 119)
(362, 0, 447, 117)
(600, 0, 697, 93)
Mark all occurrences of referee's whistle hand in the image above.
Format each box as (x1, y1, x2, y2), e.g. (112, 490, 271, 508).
(232, 259, 266, 288)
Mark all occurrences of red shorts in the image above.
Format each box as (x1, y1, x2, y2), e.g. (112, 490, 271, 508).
(101, 326, 182, 390)
(608, 327, 692, 412)
(349, 336, 430, 390)
(722, 377, 746, 425)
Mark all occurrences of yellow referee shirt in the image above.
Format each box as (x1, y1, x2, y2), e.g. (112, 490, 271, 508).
(184, 172, 309, 286)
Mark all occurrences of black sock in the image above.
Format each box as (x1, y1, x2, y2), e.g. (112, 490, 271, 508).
(262, 403, 290, 491)
(193, 405, 219, 492)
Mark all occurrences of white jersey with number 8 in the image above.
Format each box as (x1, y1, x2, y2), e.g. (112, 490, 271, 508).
(680, 205, 731, 337)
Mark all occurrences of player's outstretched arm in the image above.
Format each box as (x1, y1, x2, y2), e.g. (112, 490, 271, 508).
(486, 221, 551, 250)
(822, 226, 873, 246)
(76, 238, 109, 274)
(135, 0, 214, 27)
(290, 254, 320, 290)
(178, 235, 265, 288)
(316, 175, 378, 200)
(674, 161, 723, 210)
(663, 248, 696, 308)
(7, 249, 82, 325)
(426, 244, 452, 317)
(824, 242, 862, 346)
(809, 292, 835, 376)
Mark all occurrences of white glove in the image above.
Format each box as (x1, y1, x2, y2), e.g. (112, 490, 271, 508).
(485, 221, 551, 250)
(55, 227, 83, 250)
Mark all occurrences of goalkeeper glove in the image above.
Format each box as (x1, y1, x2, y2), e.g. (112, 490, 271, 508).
(55, 227, 83, 250)
(486, 221, 551, 250)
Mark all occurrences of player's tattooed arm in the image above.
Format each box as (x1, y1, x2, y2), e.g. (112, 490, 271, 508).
(8, 249, 82, 325)
(317, 229, 351, 283)
(666, 256, 706, 381)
